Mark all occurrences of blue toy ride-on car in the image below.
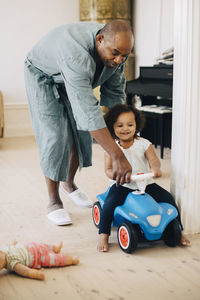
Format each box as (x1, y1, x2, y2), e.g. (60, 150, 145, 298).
(92, 173, 181, 253)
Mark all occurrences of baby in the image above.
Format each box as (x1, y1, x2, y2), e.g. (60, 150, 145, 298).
(0, 241, 79, 280)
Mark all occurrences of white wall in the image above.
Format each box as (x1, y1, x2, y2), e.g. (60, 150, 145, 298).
(133, 0, 174, 77)
(0, 0, 173, 136)
(0, 0, 174, 104)
(0, 0, 79, 105)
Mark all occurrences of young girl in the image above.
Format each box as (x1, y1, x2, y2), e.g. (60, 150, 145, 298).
(97, 104, 190, 252)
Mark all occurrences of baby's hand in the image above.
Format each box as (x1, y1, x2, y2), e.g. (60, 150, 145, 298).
(29, 269, 45, 280)
(152, 169, 162, 178)
(11, 240, 18, 246)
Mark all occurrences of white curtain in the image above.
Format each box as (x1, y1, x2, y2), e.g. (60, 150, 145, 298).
(171, 0, 200, 233)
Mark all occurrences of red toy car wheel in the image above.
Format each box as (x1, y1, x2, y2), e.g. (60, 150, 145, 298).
(119, 226, 129, 248)
(92, 201, 102, 228)
(117, 222, 138, 253)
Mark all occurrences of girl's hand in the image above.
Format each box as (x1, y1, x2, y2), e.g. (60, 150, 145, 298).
(145, 145, 162, 178)
(152, 168, 162, 178)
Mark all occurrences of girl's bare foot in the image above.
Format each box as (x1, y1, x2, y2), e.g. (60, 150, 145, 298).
(180, 234, 190, 246)
(97, 234, 109, 252)
(54, 241, 63, 253)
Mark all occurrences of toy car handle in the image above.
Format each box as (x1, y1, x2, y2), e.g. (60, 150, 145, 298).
(131, 172, 154, 182)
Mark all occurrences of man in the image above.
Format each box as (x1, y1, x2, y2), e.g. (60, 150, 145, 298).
(24, 20, 134, 225)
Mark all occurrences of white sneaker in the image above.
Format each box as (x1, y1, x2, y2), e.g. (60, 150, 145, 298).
(60, 185, 93, 208)
(47, 208, 72, 226)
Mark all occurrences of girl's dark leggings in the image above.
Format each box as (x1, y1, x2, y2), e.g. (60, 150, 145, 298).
(99, 183, 183, 235)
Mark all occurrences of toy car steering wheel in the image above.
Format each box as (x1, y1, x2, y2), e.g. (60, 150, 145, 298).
(130, 172, 154, 194)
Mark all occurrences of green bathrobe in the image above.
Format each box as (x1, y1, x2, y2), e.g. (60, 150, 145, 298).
(24, 22, 126, 181)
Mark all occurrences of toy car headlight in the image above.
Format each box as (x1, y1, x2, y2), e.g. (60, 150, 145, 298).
(146, 215, 161, 227)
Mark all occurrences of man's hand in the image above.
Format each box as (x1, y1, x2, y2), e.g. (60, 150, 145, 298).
(90, 127, 132, 185)
(112, 154, 132, 186)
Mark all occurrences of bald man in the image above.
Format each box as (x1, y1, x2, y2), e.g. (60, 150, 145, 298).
(24, 20, 134, 225)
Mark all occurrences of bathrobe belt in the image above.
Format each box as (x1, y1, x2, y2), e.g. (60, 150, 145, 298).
(25, 58, 60, 100)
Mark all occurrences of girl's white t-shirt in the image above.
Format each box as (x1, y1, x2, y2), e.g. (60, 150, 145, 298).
(110, 137, 154, 190)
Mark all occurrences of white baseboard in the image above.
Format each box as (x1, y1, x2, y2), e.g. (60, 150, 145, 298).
(4, 103, 34, 137)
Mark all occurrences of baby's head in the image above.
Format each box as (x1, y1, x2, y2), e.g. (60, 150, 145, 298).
(0, 250, 6, 270)
(104, 104, 145, 140)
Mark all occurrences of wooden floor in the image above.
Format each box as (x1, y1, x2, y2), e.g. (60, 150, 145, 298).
(0, 137, 200, 300)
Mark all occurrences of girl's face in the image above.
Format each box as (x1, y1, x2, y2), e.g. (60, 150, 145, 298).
(113, 111, 136, 142)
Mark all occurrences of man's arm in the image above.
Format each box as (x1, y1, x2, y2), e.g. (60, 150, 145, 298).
(104, 152, 114, 179)
(61, 56, 131, 184)
(90, 127, 132, 185)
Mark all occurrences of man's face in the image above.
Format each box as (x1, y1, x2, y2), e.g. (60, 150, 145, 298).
(96, 31, 133, 68)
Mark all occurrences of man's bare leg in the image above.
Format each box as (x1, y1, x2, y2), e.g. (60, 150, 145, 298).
(60, 141, 92, 208)
(45, 178, 63, 213)
(62, 142, 79, 193)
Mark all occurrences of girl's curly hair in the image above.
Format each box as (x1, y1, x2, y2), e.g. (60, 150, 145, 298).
(104, 104, 146, 139)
